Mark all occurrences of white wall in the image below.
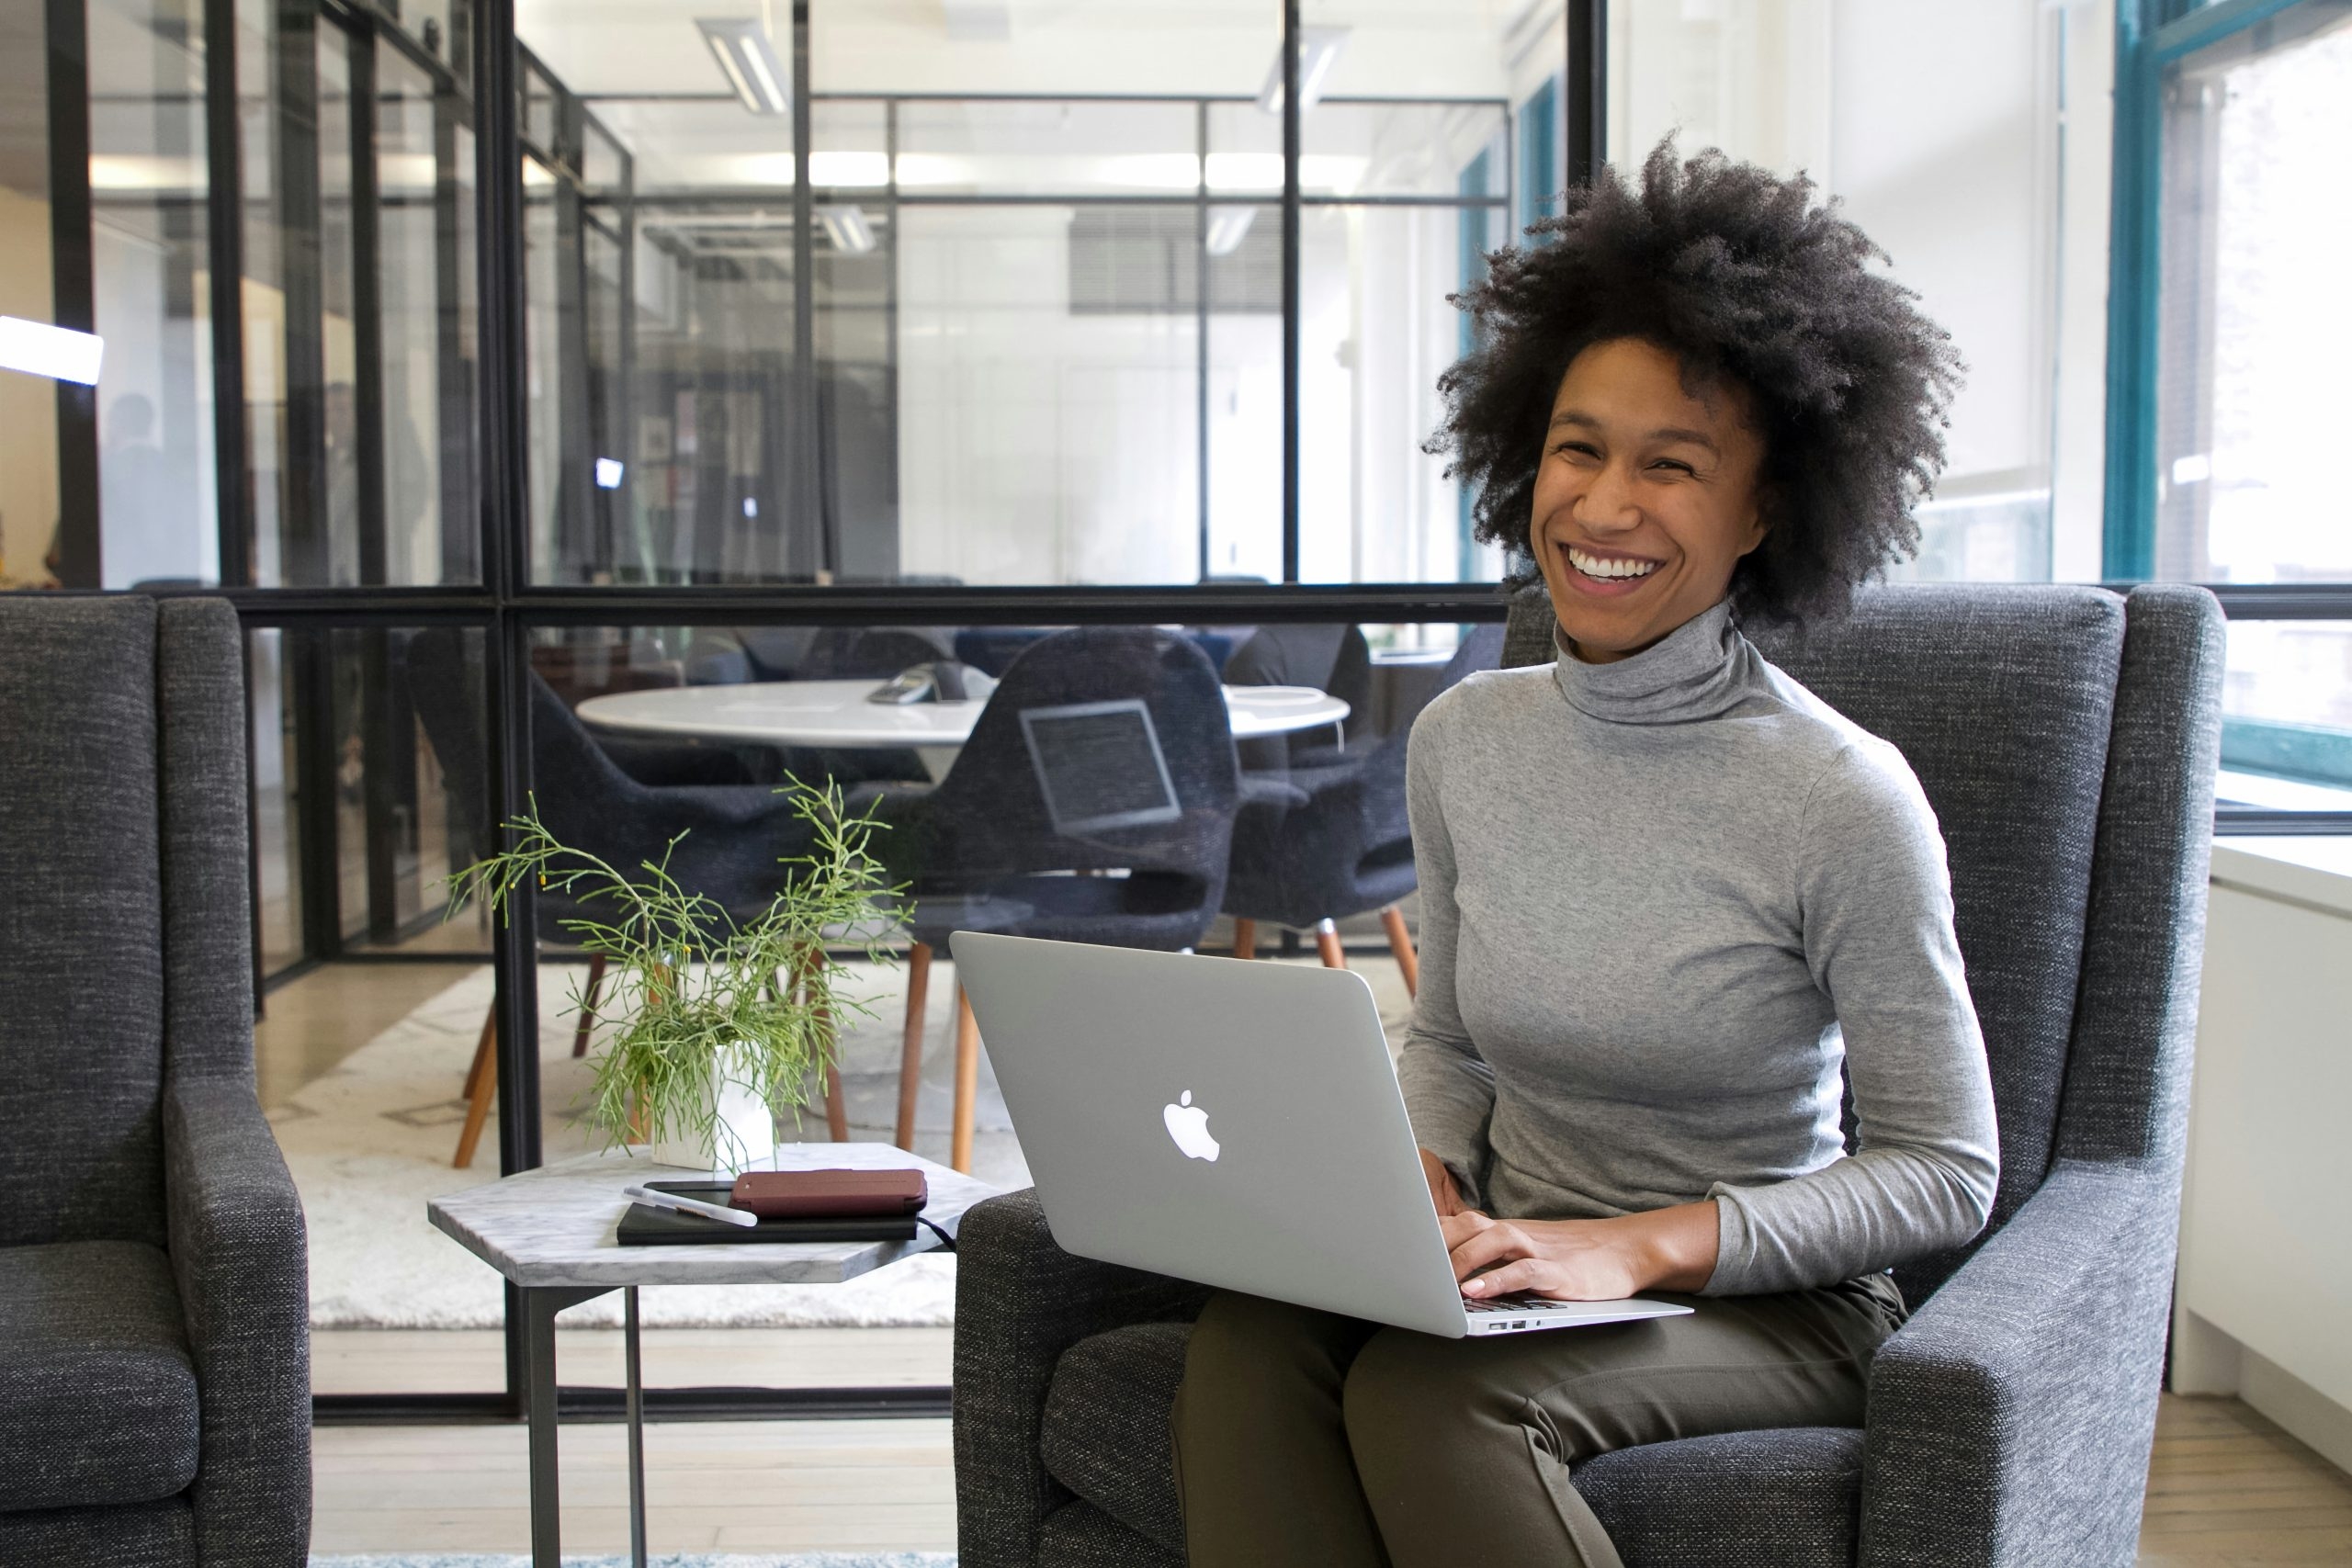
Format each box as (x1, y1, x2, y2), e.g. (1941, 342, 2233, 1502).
(1613, 0, 2117, 583)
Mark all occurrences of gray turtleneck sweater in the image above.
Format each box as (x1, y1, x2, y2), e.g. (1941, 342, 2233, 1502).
(1398, 600, 1999, 1297)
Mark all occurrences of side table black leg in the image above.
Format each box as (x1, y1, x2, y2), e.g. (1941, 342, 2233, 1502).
(627, 1285, 648, 1568)
(520, 1285, 608, 1568)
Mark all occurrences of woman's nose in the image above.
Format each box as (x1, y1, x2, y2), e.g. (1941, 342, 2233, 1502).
(1576, 461, 1641, 531)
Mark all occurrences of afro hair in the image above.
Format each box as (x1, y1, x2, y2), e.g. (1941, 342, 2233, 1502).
(1431, 139, 1963, 625)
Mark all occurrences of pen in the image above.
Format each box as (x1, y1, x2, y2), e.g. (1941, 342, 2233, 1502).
(623, 1184, 761, 1228)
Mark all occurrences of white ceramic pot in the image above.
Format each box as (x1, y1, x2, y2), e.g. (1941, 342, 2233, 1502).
(648, 1047, 778, 1176)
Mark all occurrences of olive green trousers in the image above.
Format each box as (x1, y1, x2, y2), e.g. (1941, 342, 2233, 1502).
(1170, 1274, 1904, 1568)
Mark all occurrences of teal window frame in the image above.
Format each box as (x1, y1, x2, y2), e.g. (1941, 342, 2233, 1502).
(2108, 0, 2352, 824)
(2102, 0, 2336, 579)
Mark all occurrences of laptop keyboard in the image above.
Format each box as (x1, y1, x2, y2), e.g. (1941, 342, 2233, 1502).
(1462, 1292, 1553, 1314)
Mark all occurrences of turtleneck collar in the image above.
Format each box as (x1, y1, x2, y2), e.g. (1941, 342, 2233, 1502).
(1551, 598, 1750, 725)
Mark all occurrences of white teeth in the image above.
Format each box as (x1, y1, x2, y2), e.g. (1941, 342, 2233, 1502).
(1566, 546, 1659, 581)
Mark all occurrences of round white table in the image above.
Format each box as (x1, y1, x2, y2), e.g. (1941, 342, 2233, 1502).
(576, 678, 1351, 782)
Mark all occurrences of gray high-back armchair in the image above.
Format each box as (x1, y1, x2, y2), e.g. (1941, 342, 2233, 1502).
(0, 597, 311, 1565)
(952, 582, 2222, 1568)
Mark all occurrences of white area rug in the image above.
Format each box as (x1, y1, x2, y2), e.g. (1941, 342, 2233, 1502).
(273, 952, 1411, 1331)
(273, 957, 1030, 1330)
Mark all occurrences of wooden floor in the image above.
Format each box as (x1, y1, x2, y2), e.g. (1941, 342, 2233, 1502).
(311, 1384, 2352, 1557)
(2140, 1395, 2352, 1565)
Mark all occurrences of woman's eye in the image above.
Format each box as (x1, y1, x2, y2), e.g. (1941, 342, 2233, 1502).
(1650, 458, 1696, 477)
(1555, 441, 1600, 459)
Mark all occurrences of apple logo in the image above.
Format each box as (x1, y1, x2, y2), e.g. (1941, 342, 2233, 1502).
(1163, 1090, 1220, 1162)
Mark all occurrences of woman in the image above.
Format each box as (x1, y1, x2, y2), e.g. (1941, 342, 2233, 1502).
(1171, 143, 1999, 1568)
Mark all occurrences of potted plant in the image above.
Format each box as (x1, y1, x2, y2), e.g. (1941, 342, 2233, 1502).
(445, 778, 907, 1174)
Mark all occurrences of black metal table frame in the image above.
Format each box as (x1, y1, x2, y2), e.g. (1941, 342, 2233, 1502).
(520, 1282, 653, 1568)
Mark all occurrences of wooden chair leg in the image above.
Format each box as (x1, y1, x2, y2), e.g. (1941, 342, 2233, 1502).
(571, 951, 608, 1058)
(952, 984, 980, 1175)
(1232, 918, 1256, 961)
(897, 942, 933, 1152)
(1380, 906, 1419, 998)
(454, 1007, 497, 1169)
(1315, 918, 1347, 970)
(791, 947, 850, 1143)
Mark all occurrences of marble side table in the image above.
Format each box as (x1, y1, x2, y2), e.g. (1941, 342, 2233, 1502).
(428, 1144, 995, 1568)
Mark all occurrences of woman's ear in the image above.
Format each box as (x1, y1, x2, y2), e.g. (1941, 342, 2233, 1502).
(1736, 484, 1776, 558)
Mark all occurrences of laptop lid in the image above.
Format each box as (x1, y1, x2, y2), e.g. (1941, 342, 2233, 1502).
(950, 931, 1468, 1337)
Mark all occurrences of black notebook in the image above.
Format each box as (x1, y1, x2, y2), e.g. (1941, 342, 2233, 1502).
(616, 1179, 922, 1247)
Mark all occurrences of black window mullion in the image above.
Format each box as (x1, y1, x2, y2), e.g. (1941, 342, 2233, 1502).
(1280, 0, 1301, 583)
(46, 0, 100, 588)
(468, 0, 543, 1247)
(207, 0, 254, 589)
(1567, 0, 1605, 186)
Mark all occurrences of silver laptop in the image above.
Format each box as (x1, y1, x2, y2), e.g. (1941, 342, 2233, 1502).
(950, 931, 1693, 1338)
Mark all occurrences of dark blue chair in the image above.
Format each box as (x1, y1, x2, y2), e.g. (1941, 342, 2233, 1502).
(1221, 622, 1375, 772)
(867, 626, 1243, 1171)
(406, 628, 830, 1167)
(1218, 625, 1503, 990)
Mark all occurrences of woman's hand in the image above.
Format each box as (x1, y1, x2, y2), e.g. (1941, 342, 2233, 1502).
(1419, 1148, 1467, 1217)
(1442, 1201, 1720, 1301)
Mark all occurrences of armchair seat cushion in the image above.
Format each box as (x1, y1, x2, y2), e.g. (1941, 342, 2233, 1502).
(1575, 1427, 1863, 1568)
(0, 1240, 199, 1513)
(1040, 1322, 1193, 1548)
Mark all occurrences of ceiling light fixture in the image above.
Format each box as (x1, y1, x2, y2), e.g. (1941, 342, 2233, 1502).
(1258, 27, 1349, 116)
(0, 316, 105, 385)
(818, 205, 876, 254)
(696, 17, 789, 116)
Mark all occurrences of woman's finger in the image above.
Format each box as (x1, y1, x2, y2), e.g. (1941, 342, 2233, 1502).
(1460, 1258, 1552, 1298)
(1438, 1211, 1497, 1248)
(1447, 1223, 1533, 1281)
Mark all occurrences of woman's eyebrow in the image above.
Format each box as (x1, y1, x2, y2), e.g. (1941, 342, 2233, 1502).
(1547, 409, 1721, 454)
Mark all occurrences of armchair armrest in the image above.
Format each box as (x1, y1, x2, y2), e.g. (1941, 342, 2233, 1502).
(1860, 1158, 2178, 1568)
(954, 1190, 1211, 1568)
(164, 1076, 311, 1567)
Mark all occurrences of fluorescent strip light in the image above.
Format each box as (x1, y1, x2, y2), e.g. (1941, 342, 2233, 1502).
(818, 205, 876, 254)
(1258, 28, 1350, 116)
(0, 317, 105, 385)
(696, 18, 789, 116)
(1204, 206, 1258, 256)
(594, 457, 625, 489)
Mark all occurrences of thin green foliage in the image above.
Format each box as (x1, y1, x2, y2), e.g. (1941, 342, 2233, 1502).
(442, 777, 910, 1165)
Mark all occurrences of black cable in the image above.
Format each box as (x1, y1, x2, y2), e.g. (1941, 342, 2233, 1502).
(915, 1214, 957, 1252)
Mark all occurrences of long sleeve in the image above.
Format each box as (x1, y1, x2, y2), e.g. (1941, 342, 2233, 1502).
(1395, 695, 1498, 1208)
(1703, 742, 2001, 1295)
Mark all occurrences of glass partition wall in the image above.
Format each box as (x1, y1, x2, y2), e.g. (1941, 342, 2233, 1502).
(12, 0, 2348, 1452)
(6, 0, 1567, 1434)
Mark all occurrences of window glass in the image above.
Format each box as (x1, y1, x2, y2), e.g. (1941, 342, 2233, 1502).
(2216, 620, 2352, 812)
(0, 1, 62, 589)
(2156, 8, 2352, 817)
(378, 42, 481, 585)
(895, 101, 1199, 197)
(2156, 9, 2352, 588)
(897, 203, 1200, 585)
(88, 0, 218, 590)
(253, 624, 506, 1399)
(1290, 0, 1532, 582)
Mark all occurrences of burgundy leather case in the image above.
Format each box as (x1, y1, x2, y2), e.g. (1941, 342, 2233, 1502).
(729, 1168, 928, 1218)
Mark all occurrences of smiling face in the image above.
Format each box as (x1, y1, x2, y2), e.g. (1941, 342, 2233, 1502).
(1530, 337, 1770, 662)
